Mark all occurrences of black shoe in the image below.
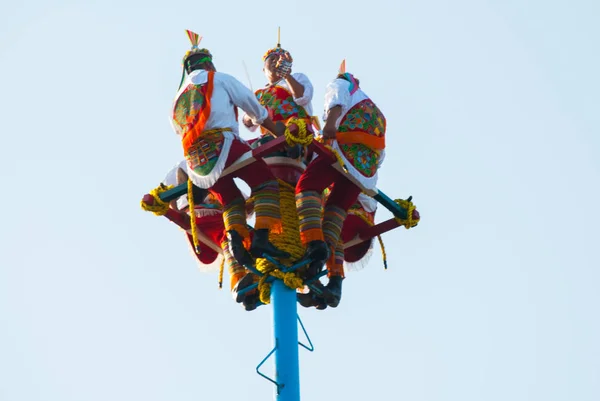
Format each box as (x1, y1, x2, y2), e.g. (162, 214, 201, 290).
(302, 240, 330, 279)
(304, 240, 329, 261)
(297, 281, 328, 310)
(297, 292, 327, 310)
(250, 229, 291, 259)
(243, 293, 260, 311)
(323, 276, 343, 308)
(232, 273, 260, 311)
(232, 273, 255, 303)
(227, 230, 254, 267)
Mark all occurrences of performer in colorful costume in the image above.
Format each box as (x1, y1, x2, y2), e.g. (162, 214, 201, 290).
(295, 61, 387, 307)
(171, 30, 290, 292)
(161, 161, 261, 310)
(243, 38, 314, 132)
(243, 34, 316, 163)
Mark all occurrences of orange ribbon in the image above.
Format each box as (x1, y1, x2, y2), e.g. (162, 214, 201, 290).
(182, 71, 215, 152)
(336, 131, 385, 150)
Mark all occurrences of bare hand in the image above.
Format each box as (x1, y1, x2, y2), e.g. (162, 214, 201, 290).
(242, 114, 254, 128)
(322, 125, 337, 140)
(276, 54, 292, 79)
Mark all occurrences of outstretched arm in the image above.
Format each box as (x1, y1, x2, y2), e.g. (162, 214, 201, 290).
(221, 73, 268, 125)
(220, 73, 284, 137)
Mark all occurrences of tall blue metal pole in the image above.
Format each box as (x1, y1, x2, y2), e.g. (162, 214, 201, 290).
(272, 279, 300, 401)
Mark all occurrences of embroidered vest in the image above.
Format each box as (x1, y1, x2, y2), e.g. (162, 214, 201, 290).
(255, 85, 310, 124)
(337, 98, 386, 177)
(172, 72, 238, 177)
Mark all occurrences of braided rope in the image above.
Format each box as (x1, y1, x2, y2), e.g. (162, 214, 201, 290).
(255, 179, 306, 304)
(140, 184, 173, 216)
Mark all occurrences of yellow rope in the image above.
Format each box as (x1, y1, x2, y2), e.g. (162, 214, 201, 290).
(218, 256, 224, 289)
(140, 183, 173, 216)
(284, 118, 347, 174)
(255, 179, 305, 304)
(394, 198, 420, 229)
(284, 117, 313, 146)
(187, 178, 201, 254)
(376, 234, 387, 270)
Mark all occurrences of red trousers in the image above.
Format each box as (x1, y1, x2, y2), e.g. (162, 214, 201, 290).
(210, 138, 275, 206)
(209, 138, 281, 234)
(296, 155, 361, 211)
(295, 155, 362, 249)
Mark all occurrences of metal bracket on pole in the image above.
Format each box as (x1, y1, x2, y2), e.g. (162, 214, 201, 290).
(256, 345, 283, 394)
(297, 315, 314, 352)
(256, 316, 315, 395)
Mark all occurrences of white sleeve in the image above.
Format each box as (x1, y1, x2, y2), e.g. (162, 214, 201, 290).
(162, 160, 187, 186)
(323, 79, 351, 121)
(290, 73, 313, 107)
(219, 72, 268, 125)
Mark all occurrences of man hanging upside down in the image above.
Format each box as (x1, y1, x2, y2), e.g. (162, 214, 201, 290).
(295, 61, 387, 308)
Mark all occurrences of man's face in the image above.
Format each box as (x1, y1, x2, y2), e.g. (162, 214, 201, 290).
(263, 54, 280, 82)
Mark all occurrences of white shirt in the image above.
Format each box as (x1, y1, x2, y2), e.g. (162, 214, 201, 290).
(172, 70, 269, 137)
(322, 78, 369, 128)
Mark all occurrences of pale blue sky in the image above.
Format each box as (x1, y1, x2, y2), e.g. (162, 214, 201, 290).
(1, 1, 599, 400)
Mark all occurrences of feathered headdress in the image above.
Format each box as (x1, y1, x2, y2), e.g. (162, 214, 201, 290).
(338, 59, 359, 95)
(178, 30, 213, 89)
(182, 29, 212, 65)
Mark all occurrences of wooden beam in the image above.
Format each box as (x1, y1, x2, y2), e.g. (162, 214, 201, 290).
(343, 218, 400, 249)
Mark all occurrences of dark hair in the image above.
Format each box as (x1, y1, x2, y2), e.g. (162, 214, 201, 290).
(185, 53, 214, 73)
(336, 73, 360, 87)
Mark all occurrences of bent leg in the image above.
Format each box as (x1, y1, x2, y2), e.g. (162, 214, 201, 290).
(226, 139, 283, 232)
(210, 177, 247, 239)
(295, 157, 338, 245)
(321, 173, 361, 296)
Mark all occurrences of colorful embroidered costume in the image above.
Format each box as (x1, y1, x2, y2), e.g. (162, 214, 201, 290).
(295, 63, 386, 307)
(171, 31, 286, 250)
(255, 74, 313, 125)
(244, 41, 316, 140)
